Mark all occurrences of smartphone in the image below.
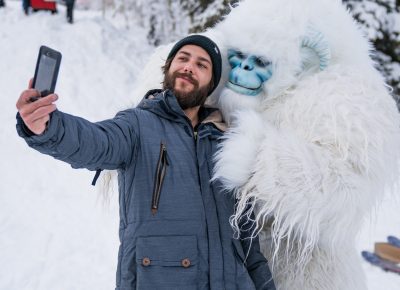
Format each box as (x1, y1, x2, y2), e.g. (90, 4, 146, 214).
(32, 45, 62, 99)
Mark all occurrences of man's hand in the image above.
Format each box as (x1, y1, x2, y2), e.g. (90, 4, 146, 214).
(16, 80, 58, 135)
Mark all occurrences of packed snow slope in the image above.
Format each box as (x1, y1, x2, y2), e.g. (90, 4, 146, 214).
(0, 1, 399, 289)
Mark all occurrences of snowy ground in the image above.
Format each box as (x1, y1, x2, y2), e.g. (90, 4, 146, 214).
(0, 1, 399, 289)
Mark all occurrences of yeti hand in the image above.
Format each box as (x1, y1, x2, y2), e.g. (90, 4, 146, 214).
(213, 109, 265, 191)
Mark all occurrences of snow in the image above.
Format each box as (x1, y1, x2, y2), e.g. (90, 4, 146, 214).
(0, 1, 399, 289)
(0, 1, 150, 289)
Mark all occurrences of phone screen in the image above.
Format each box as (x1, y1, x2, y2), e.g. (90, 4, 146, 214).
(35, 54, 57, 96)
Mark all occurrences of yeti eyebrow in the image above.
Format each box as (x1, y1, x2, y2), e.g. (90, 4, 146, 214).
(178, 50, 211, 65)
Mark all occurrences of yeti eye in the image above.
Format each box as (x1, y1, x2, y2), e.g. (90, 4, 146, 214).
(255, 57, 270, 68)
(236, 51, 246, 59)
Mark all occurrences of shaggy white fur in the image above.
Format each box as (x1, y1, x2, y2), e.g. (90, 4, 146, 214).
(212, 0, 400, 289)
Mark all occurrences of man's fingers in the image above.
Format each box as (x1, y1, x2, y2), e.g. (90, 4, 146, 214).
(31, 114, 50, 128)
(18, 94, 58, 116)
(32, 104, 57, 122)
(30, 94, 58, 111)
(28, 78, 33, 89)
(26, 115, 51, 135)
(23, 104, 57, 124)
(16, 89, 40, 109)
(17, 84, 59, 135)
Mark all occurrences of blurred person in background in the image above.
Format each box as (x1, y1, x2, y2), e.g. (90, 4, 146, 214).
(65, 0, 75, 23)
(22, 0, 29, 14)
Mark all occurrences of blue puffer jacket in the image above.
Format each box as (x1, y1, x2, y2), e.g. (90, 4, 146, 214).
(16, 89, 275, 290)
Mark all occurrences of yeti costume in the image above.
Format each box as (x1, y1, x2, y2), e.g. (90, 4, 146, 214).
(211, 0, 400, 289)
(103, 0, 400, 289)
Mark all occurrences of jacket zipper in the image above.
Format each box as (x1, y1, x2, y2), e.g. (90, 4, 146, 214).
(151, 142, 169, 215)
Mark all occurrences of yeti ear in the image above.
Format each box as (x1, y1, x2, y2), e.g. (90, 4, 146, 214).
(300, 24, 331, 71)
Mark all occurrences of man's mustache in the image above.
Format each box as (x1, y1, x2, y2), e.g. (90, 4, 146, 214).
(173, 72, 199, 87)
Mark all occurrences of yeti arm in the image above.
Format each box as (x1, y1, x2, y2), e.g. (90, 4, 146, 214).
(240, 117, 350, 247)
(215, 74, 400, 259)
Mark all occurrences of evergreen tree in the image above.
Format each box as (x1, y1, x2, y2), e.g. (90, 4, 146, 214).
(343, 0, 400, 100)
(187, 0, 239, 34)
(109, 0, 237, 45)
(108, 0, 399, 101)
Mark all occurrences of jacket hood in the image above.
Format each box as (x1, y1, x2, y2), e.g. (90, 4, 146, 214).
(138, 89, 184, 122)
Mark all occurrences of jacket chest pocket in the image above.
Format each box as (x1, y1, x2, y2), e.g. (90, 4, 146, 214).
(151, 142, 169, 215)
(136, 235, 198, 290)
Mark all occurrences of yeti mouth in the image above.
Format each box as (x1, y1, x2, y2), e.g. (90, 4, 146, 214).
(228, 81, 261, 91)
(226, 81, 262, 96)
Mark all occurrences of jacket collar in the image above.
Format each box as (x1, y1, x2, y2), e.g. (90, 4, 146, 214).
(198, 107, 227, 132)
(138, 89, 226, 132)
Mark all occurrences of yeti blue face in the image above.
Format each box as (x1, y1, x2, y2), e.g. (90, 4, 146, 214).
(226, 49, 273, 96)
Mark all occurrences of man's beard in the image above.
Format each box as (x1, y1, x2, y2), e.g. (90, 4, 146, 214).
(163, 71, 210, 110)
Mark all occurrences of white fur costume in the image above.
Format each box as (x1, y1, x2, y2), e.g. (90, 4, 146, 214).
(211, 0, 400, 289)
(109, 0, 400, 289)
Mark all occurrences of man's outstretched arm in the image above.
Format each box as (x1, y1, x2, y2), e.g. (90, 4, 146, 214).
(16, 82, 138, 171)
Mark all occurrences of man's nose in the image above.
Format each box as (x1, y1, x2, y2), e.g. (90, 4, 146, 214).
(183, 62, 194, 74)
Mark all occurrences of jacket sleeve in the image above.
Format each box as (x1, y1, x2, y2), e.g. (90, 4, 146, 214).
(240, 219, 276, 290)
(16, 108, 139, 171)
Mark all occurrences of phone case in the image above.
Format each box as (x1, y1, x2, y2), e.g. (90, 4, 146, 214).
(32, 45, 62, 97)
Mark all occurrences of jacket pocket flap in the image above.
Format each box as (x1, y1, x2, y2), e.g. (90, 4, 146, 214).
(136, 235, 198, 266)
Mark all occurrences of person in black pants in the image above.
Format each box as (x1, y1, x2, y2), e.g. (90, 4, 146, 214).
(0, 0, 5, 8)
(65, 0, 75, 23)
(22, 0, 29, 14)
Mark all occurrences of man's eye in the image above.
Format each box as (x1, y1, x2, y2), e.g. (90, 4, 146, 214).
(198, 63, 207, 69)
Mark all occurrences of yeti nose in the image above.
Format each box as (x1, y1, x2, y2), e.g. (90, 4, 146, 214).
(241, 58, 254, 71)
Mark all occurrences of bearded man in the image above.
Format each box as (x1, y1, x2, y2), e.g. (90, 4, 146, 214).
(15, 35, 275, 290)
